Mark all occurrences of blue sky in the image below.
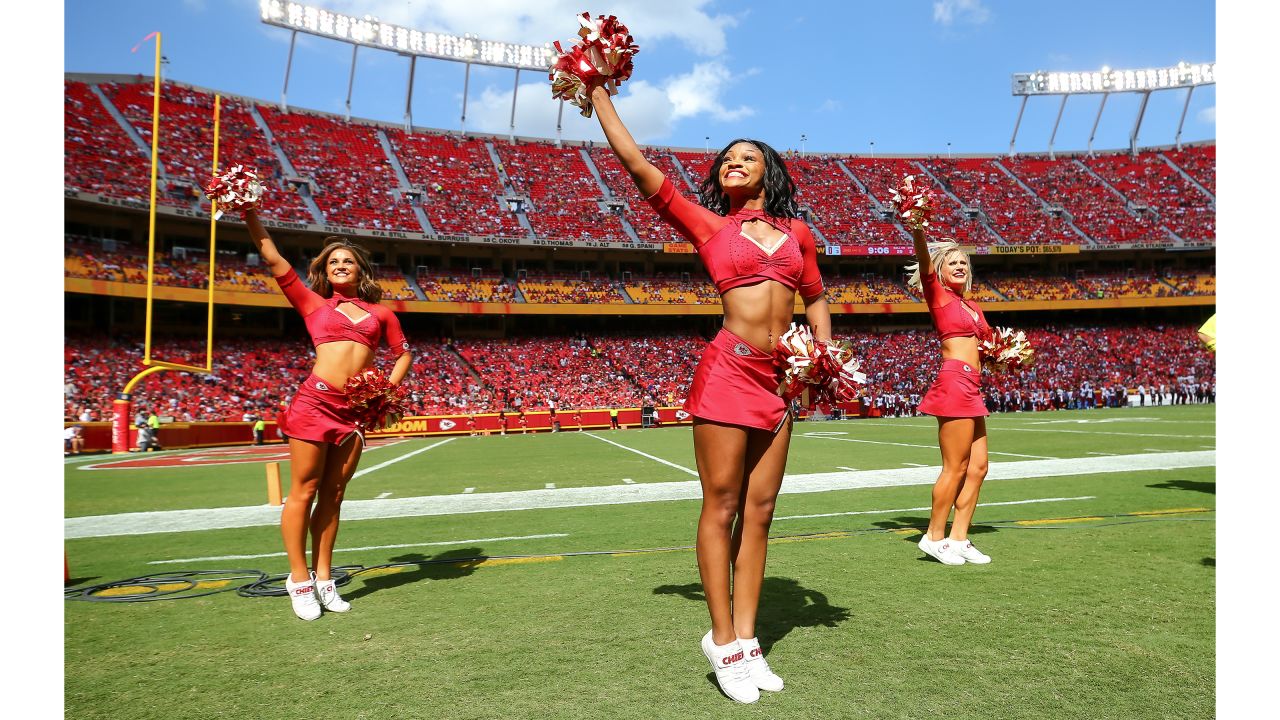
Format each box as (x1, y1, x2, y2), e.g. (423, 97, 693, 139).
(62, 0, 1215, 155)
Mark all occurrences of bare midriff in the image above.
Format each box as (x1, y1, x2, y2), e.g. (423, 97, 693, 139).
(721, 279, 801, 354)
(939, 336, 981, 368)
(312, 341, 376, 389)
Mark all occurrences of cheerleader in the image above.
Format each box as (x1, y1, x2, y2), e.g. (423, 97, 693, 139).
(239, 208, 412, 619)
(907, 227, 993, 566)
(587, 84, 829, 703)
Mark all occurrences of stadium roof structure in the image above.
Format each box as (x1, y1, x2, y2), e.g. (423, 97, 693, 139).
(259, 0, 561, 140)
(1008, 61, 1215, 158)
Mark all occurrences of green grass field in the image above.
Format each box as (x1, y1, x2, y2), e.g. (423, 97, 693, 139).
(65, 405, 1215, 719)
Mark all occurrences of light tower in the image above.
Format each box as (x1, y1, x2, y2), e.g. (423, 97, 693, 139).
(1008, 61, 1215, 157)
(259, 0, 554, 136)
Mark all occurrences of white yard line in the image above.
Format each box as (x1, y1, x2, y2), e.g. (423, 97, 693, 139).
(351, 437, 456, 479)
(146, 533, 569, 565)
(837, 466, 858, 472)
(545, 483, 556, 489)
(903, 462, 929, 467)
(775, 495, 1097, 521)
(375, 492, 392, 499)
(622, 479, 636, 484)
(66, 450, 1215, 539)
(1086, 451, 1118, 456)
(581, 432, 699, 476)
(799, 434, 1055, 459)
(462, 487, 475, 494)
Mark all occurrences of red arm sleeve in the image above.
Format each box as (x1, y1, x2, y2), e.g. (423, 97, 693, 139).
(377, 305, 409, 356)
(645, 177, 726, 247)
(920, 267, 952, 309)
(794, 223, 825, 301)
(273, 268, 325, 317)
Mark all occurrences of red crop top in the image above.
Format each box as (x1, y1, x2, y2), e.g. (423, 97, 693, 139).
(274, 268, 410, 355)
(646, 177, 825, 300)
(921, 269, 991, 341)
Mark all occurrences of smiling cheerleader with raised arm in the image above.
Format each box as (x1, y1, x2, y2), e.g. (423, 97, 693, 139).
(896, 176, 997, 566)
(549, 13, 856, 703)
(208, 167, 412, 620)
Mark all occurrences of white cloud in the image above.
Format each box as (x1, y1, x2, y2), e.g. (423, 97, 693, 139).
(817, 99, 842, 113)
(933, 0, 991, 26)
(320, 0, 737, 56)
(1198, 106, 1216, 124)
(665, 63, 754, 121)
(462, 61, 751, 144)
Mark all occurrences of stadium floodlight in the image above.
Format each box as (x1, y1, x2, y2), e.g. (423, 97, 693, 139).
(1012, 61, 1215, 96)
(261, 0, 555, 134)
(1007, 61, 1215, 157)
(260, 1, 553, 70)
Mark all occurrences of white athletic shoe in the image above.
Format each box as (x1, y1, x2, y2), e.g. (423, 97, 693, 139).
(918, 535, 965, 566)
(952, 539, 992, 564)
(738, 636, 783, 692)
(701, 631, 760, 704)
(285, 572, 322, 621)
(315, 577, 352, 612)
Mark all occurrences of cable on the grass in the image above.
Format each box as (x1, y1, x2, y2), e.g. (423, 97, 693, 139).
(67, 569, 268, 603)
(67, 512, 1215, 603)
(235, 566, 357, 598)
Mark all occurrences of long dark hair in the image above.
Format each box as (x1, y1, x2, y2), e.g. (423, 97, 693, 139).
(697, 138, 799, 219)
(307, 237, 383, 302)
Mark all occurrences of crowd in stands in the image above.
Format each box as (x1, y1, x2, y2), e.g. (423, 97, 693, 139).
(517, 272, 627, 304)
(590, 147, 691, 244)
(845, 158, 995, 246)
(787, 157, 905, 246)
(1075, 271, 1178, 299)
(824, 274, 918, 304)
(66, 79, 1215, 248)
(388, 130, 527, 238)
(1163, 146, 1215, 195)
(65, 322, 1213, 424)
(1003, 157, 1165, 245)
(452, 335, 641, 412)
(258, 106, 418, 231)
(64, 81, 153, 202)
(65, 232, 1213, 303)
(919, 158, 1079, 245)
(416, 270, 518, 303)
(1082, 151, 1215, 242)
(624, 275, 721, 304)
(983, 272, 1088, 301)
(497, 142, 628, 241)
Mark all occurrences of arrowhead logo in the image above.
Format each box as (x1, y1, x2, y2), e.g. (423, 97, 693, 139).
(439, 419, 456, 430)
(675, 410, 690, 420)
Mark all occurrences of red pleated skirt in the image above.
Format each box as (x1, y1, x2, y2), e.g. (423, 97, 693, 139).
(279, 374, 364, 445)
(917, 359, 989, 418)
(684, 328, 789, 432)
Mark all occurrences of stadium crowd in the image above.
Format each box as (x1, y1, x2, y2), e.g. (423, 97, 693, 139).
(65, 323, 1213, 424)
(66, 78, 1214, 249)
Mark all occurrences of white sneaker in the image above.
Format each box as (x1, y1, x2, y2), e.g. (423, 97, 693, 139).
(738, 636, 783, 692)
(315, 577, 352, 612)
(285, 572, 321, 621)
(918, 535, 965, 565)
(952, 539, 992, 564)
(701, 631, 760, 704)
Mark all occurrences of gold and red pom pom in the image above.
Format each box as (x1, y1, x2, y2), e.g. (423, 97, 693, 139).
(204, 164, 264, 218)
(888, 174, 933, 232)
(979, 327, 1035, 373)
(344, 368, 409, 431)
(549, 12, 640, 117)
(774, 323, 866, 404)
